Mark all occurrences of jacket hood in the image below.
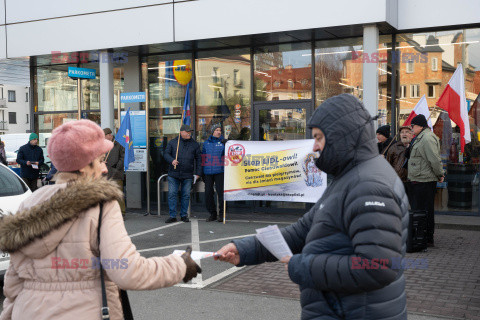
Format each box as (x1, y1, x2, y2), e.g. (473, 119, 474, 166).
(0, 175, 123, 255)
(307, 94, 378, 177)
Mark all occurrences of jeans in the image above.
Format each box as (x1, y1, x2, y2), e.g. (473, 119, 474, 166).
(22, 178, 38, 192)
(168, 176, 192, 218)
(204, 173, 224, 217)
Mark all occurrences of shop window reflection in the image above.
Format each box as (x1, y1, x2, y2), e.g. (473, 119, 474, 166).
(196, 49, 251, 142)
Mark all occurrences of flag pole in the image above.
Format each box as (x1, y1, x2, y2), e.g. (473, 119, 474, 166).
(174, 109, 185, 170)
(223, 200, 226, 225)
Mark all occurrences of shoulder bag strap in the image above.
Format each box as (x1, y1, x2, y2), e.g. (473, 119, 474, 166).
(97, 203, 110, 320)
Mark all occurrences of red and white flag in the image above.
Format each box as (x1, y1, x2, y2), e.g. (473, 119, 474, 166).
(403, 95, 433, 129)
(436, 64, 471, 152)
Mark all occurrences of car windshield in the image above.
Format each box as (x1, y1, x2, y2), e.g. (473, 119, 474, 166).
(0, 166, 28, 196)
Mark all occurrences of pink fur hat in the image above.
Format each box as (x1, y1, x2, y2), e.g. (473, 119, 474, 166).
(47, 119, 113, 172)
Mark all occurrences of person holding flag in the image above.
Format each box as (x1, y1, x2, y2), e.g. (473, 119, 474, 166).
(163, 83, 202, 223)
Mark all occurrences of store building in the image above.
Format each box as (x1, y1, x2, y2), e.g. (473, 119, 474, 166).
(2, 0, 480, 214)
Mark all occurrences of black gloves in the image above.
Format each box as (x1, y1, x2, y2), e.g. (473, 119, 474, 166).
(181, 246, 202, 283)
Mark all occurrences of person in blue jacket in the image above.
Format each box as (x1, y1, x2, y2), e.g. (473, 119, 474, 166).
(215, 94, 408, 320)
(16, 133, 44, 192)
(202, 124, 226, 222)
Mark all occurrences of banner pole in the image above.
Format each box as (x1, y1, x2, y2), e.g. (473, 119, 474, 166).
(223, 201, 226, 224)
(146, 89, 150, 215)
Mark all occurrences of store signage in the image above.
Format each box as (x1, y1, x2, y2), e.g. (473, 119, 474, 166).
(173, 60, 193, 85)
(120, 92, 146, 103)
(68, 67, 96, 79)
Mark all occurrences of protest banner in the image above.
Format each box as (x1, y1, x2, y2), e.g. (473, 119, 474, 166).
(223, 139, 327, 203)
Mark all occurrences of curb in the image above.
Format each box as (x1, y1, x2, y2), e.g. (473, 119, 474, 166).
(436, 223, 480, 231)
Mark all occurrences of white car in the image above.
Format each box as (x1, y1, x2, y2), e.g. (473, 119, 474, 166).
(0, 163, 32, 279)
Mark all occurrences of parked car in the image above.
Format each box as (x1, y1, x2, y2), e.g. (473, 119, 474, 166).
(0, 162, 32, 279)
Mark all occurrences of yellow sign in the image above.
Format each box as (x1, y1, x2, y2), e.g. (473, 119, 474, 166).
(173, 60, 192, 86)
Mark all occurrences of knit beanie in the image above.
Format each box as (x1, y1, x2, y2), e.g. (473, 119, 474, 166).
(47, 120, 113, 172)
(376, 125, 390, 138)
(211, 123, 222, 134)
(29, 133, 38, 141)
(411, 114, 428, 128)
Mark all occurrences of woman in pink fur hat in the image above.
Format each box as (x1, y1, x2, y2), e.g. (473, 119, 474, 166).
(0, 120, 201, 320)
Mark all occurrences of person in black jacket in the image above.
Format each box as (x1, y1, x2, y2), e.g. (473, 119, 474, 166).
(377, 124, 393, 155)
(215, 94, 408, 320)
(164, 125, 202, 223)
(16, 133, 44, 192)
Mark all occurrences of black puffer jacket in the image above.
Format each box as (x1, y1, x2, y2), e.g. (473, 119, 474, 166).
(234, 94, 408, 320)
(164, 136, 202, 179)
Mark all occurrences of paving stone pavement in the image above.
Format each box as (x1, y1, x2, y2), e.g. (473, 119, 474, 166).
(211, 229, 480, 319)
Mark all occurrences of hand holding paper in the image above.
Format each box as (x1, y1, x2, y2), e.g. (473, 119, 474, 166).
(255, 225, 293, 260)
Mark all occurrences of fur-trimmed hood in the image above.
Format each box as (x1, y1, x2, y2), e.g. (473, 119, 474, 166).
(0, 174, 123, 254)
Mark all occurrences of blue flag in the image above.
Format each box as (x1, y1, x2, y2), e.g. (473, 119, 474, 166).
(116, 108, 135, 170)
(183, 82, 191, 126)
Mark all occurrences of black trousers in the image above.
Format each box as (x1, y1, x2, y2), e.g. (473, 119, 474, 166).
(204, 173, 224, 217)
(410, 181, 437, 242)
(22, 178, 39, 192)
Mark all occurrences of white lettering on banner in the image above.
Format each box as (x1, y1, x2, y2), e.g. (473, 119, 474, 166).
(365, 201, 385, 207)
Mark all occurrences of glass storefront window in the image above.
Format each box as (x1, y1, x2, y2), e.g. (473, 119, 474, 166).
(259, 109, 306, 141)
(397, 29, 480, 214)
(315, 38, 363, 107)
(254, 43, 311, 101)
(35, 65, 78, 112)
(196, 49, 251, 142)
(142, 53, 192, 179)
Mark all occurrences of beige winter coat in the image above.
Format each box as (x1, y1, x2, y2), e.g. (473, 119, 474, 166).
(0, 173, 186, 320)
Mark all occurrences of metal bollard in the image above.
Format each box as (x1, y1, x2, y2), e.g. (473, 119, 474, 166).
(157, 174, 169, 216)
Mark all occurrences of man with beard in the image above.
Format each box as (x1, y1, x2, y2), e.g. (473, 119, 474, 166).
(215, 94, 408, 320)
(387, 126, 413, 203)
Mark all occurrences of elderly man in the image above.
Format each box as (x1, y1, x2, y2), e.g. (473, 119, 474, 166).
(215, 94, 408, 320)
(16, 133, 44, 192)
(104, 128, 126, 217)
(164, 125, 202, 223)
(387, 126, 413, 203)
(408, 114, 444, 247)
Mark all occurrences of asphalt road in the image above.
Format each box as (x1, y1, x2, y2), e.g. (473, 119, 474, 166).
(0, 212, 451, 319)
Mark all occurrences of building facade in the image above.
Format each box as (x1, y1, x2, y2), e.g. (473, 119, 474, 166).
(0, 84, 30, 135)
(2, 0, 480, 214)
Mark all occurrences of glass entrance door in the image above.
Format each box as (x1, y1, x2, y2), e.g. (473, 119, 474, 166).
(253, 100, 313, 211)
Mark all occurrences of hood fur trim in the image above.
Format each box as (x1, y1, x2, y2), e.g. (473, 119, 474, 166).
(0, 177, 123, 253)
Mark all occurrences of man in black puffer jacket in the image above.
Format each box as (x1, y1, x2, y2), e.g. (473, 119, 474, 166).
(164, 125, 202, 223)
(215, 94, 408, 319)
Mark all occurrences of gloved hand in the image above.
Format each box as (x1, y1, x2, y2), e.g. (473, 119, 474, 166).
(181, 246, 202, 283)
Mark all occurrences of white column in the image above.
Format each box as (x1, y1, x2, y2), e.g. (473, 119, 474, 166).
(100, 50, 114, 131)
(362, 25, 379, 119)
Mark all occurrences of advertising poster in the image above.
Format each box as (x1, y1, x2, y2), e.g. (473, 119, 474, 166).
(224, 140, 327, 203)
(120, 111, 146, 148)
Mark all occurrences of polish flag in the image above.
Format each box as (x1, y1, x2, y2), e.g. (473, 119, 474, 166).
(403, 95, 433, 129)
(436, 64, 471, 152)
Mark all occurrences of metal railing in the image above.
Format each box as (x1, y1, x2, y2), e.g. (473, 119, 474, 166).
(0, 121, 7, 130)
